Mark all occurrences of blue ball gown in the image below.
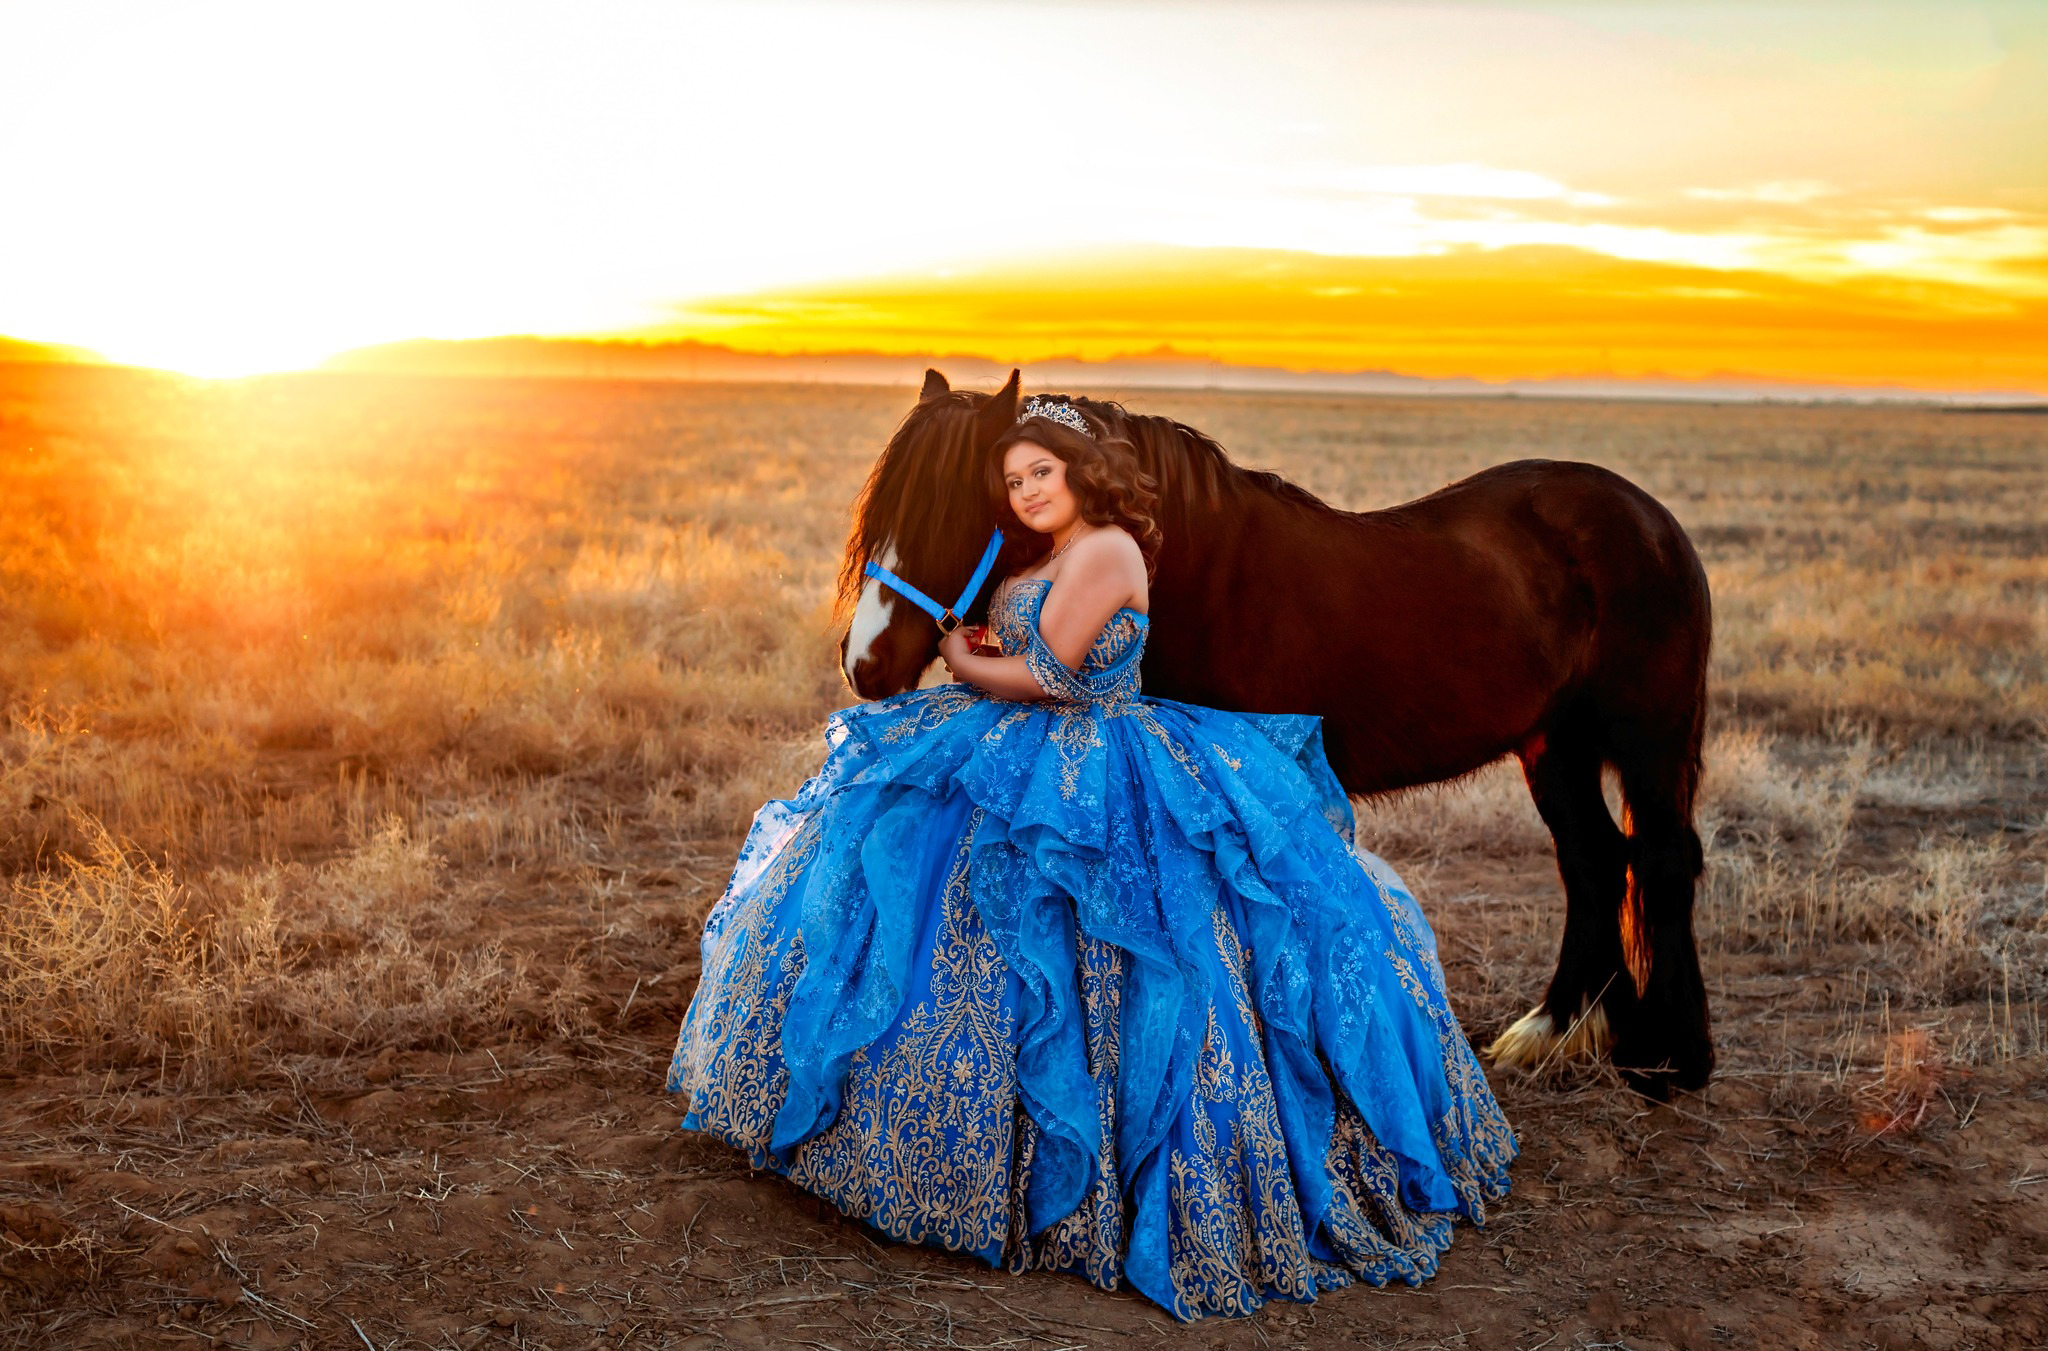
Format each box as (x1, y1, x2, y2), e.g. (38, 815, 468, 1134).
(667, 577, 1516, 1320)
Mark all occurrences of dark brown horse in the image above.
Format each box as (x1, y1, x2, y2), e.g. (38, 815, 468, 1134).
(839, 370, 1713, 1098)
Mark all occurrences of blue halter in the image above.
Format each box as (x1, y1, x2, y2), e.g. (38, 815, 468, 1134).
(863, 530, 1004, 635)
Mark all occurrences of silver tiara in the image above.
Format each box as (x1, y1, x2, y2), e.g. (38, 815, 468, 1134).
(1020, 395, 1094, 439)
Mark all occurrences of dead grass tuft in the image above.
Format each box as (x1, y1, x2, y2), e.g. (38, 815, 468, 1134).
(1358, 760, 1551, 864)
(1855, 1026, 1946, 1138)
(0, 813, 527, 1081)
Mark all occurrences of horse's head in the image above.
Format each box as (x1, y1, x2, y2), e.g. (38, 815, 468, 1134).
(838, 368, 1019, 698)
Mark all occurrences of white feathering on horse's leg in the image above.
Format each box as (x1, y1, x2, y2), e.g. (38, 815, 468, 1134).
(1486, 1008, 1557, 1070)
(1553, 1001, 1614, 1064)
(1486, 1000, 1615, 1071)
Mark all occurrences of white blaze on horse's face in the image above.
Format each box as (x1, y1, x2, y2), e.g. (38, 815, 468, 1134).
(843, 542, 900, 686)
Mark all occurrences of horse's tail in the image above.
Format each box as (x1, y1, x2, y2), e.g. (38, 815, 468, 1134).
(1588, 469, 1714, 1094)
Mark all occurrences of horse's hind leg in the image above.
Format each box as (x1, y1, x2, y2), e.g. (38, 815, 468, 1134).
(1609, 720, 1713, 1097)
(1489, 715, 1636, 1072)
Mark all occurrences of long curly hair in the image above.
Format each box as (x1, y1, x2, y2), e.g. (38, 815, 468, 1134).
(987, 397, 1164, 576)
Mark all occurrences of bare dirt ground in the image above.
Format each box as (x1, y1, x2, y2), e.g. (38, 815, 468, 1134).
(2, 369, 2044, 1347)
(3, 824, 2044, 1351)
(6, 759, 2044, 1351)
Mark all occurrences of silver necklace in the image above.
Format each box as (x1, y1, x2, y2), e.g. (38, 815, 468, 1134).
(999, 526, 1088, 610)
(1045, 524, 1088, 568)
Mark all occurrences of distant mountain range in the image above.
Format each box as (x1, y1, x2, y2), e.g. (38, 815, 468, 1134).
(321, 336, 2048, 405)
(4, 331, 2042, 405)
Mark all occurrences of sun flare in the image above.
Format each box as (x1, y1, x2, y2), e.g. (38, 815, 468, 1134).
(2, 2, 2044, 390)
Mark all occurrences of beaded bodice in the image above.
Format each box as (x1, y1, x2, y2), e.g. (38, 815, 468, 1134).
(987, 577, 1148, 707)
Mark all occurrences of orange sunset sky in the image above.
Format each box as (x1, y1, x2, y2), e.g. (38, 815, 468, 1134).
(2, 1, 2045, 392)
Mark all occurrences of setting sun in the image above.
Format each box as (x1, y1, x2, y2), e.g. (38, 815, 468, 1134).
(2, 2, 2045, 391)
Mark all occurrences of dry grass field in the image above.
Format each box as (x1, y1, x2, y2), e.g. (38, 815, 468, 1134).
(1, 361, 2043, 1349)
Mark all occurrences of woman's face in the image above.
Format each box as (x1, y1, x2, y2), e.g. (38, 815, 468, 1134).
(1002, 440, 1079, 536)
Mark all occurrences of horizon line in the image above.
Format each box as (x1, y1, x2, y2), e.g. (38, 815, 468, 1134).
(5, 330, 2046, 407)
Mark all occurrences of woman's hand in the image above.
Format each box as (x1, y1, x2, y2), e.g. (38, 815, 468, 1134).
(937, 625, 974, 679)
(934, 622, 1046, 701)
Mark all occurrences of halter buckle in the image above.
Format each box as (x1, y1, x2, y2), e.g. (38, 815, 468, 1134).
(936, 610, 962, 635)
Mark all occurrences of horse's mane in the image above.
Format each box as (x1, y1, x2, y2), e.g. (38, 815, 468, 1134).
(837, 387, 1346, 618)
(1047, 393, 1339, 531)
(836, 389, 989, 617)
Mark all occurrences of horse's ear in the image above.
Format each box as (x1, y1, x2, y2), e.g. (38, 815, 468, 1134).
(975, 369, 1020, 444)
(920, 369, 950, 402)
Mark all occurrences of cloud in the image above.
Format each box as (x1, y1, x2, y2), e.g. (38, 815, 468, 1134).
(1685, 181, 1838, 204)
(1922, 206, 2018, 224)
(651, 242, 2048, 394)
(1284, 163, 1617, 207)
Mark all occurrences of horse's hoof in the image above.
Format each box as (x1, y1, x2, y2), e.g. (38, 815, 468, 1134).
(1486, 1002, 1613, 1071)
(1613, 1038, 1714, 1099)
(1618, 1064, 1674, 1102)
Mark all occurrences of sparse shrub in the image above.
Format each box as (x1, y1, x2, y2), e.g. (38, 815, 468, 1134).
(1698, 726, 1870, 862)
(1905, 837, 2008, 999)
(0, 814, 526, 1080)
(0, 816, 245, 1073)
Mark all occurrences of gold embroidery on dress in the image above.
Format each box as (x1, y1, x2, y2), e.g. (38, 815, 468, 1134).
(982, 707, 1031, 743)
(783, 810, 1020, 1255)
(1383, 945, 1433, 1014)
(679, 569, 1513, 1310)
(669, 816, 824, 1153)
(1010, 936, 1125, 1286)
(988, 579, 1039, 656)
(880, 686, 981, 742)
(1161, 906, 1313, 1316)
(1127, 705, 1204, 783)
(1195, 1006, 1238, 1107)
(990, 577, 1145, 717)
(1374, 871, 1427, 956)
(1047, 707, 1103, 800)
(1320, 1098, 1451, 1268)
(1381, 947, 1517, 1223)
(1086, 611, 1141, 667)
(991, 579, 1143, 799)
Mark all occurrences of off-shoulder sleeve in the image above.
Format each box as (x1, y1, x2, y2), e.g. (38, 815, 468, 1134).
(1020, 619, 1096, 703)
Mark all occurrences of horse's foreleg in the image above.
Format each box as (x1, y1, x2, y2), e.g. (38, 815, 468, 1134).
(1490, 723, 1634, 1072)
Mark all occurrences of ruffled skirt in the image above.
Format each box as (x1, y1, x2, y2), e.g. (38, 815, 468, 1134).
(667, 686, 1515, 1320)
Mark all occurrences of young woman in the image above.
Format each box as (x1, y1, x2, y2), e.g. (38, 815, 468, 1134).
(667, 396, 1514, 1320)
